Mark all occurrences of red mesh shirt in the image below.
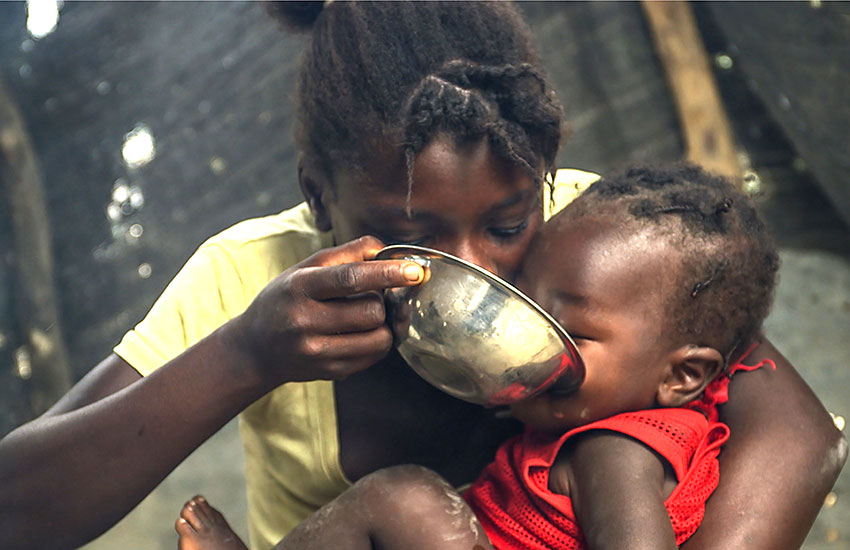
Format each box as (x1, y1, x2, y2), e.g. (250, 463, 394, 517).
(464, 408, 730, 550)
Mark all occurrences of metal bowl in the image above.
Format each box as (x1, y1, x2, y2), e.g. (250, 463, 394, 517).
(376, 245, 585, 407)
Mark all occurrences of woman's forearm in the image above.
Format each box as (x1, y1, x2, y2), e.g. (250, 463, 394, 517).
(681, 338, 847, 549)
(0, 238, 425, 549)
(0, 324, 268, 550)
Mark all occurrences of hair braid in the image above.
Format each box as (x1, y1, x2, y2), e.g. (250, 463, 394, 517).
(400, 59, 562, 205)
(267, 1, 563, 188)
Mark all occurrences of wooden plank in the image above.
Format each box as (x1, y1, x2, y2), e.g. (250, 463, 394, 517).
(0, 76, 71, 414)
(519, 1, 683, 172)
(641, 0, 740, 181)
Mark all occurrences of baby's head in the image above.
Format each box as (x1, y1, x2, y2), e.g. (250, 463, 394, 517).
(512, 163, 779, 433)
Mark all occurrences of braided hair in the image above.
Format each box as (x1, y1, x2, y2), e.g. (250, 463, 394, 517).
(266, 1, 563, 194)
(560, 163, 779, 366)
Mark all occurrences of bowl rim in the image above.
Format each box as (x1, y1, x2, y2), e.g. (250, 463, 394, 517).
(375, 244, 584, 361)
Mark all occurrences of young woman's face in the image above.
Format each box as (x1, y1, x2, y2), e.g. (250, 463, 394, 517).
(324, 135, 542, 279)
(511, 216, 679, 434)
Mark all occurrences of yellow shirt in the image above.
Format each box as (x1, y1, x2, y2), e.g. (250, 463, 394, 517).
(113, 168, 599, 549)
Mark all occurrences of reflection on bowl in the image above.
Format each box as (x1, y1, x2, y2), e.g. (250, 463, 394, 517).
(376, 245, 585, 407)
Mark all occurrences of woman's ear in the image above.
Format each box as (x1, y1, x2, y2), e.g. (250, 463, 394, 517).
(656, 345, 724, 408)
(298, 154, 333, 232)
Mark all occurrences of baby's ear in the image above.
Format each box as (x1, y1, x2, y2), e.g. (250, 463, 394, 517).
(298, 154, 333, 232)
(656, 345, 724, 408)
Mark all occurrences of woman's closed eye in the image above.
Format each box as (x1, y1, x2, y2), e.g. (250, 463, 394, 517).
(488, 219, 529, 240)
(375, 232, 431, 247)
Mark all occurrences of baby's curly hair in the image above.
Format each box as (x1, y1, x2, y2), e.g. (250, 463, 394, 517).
(266, 1, 563, 190)
(561, 163, 779, 366)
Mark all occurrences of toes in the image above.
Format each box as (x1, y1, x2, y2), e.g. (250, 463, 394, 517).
(176, 516, 204, 550)
(202, 500, 227, 525)
(195, 495, 227, 526)
(177, 497, 248, 550)
(175, 516, 196, 537)
(180, 497, 207, 531)
(180, 494, 228, 533)
(192, 495, 214, 524)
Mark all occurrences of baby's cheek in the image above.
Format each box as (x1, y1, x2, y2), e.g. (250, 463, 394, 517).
(509, 397, 548, 426)
(549, 396, 592, 428)
(508, 400, 533, 424)
(510, 394, 581, 433)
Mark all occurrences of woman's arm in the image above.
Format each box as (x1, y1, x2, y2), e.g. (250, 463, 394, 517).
(682, 338, 848, 549)
(0, 338, 268, 550)
(567, 431, 677, 550)
(0, 237, 424, 549)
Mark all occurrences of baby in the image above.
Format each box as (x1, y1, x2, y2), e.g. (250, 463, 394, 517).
(175, 163, 779, 550)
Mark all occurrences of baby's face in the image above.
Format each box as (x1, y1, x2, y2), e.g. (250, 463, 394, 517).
(512, 215, 680, 433)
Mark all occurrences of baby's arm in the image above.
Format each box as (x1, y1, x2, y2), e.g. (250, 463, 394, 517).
(561, 430, 677, 550)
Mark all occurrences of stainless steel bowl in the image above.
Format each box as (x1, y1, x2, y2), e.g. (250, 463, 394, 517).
(376, 245, 585, 407)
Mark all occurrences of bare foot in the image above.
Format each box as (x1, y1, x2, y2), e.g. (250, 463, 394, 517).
(175, 495, 248, 550)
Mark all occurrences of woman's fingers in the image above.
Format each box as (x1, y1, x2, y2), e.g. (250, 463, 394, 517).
(297, 261, 423, 301)
(232, 236, 423, 383)
(293, 293, 387, 335)
(307, 235, 387, 266)
(282, 293, 397, 379)
(289, 326, 396, 380)
(297, 236, 424, 300)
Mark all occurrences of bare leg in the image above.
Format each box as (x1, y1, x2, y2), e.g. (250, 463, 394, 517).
(174, 466, 491, 550)
(276, 465, 493, 550)
(175, 495, 247, 550)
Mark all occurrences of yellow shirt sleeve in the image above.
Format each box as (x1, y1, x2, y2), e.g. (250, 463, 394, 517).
(113, 202, 332, 376)
(113, 242, 247, 375)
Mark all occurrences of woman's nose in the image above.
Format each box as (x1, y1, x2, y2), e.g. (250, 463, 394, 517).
(443, 240, 501, 277)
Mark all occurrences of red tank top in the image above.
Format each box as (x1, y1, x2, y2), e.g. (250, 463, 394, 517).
(463, 351, 774, 549)
(464, 408, 730, 549)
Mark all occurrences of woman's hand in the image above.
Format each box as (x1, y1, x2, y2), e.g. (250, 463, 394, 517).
(226, 235, 424, 385)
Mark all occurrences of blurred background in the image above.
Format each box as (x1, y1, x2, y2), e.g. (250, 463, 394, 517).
(0, 1, 848, 548)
